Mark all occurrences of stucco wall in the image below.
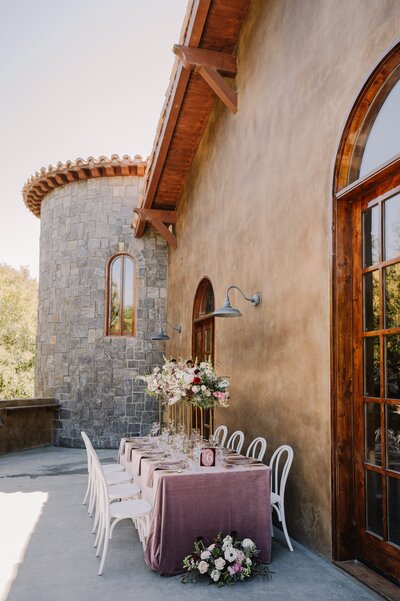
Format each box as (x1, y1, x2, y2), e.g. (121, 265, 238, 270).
(36, 176, 168, 448)
(165, 0, 400, 556)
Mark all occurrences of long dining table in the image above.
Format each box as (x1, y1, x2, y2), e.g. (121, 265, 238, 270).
(119, 437, 272, 576)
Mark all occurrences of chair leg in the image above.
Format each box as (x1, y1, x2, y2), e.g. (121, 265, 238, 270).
(98, 531, 109, 576)
(279, 503, 293, 552)
(82, 476, 91, 505)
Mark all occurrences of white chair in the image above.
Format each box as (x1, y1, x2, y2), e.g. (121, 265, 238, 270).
(81, 432, 134, 517)
(269, 444, 294, 551)
(213, 425, 228, 447)
(226, 430, 244, 453)
(246, 436, 267, 462)
(82, 431, 125, 504)
(91, 450, 152, 575)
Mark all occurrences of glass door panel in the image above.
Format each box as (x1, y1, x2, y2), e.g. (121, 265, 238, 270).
(384, 263, 400, 328)
(355, 190, 400, 580)
(365, 470, 383, 538)
(365, 402, 382, 466)
(364, 337, 380, 397)
(363, 205, 380, 266)
(384, 193, 400, 260)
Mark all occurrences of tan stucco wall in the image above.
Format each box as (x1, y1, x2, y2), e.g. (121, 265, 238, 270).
(165, 0, 400, 556)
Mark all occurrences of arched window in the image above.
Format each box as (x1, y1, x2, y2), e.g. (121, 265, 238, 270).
(332, 42, 400, 580)
(192, 278, 215, 362)
(192, 278, 215, 441)
(105, 253, 137, 336)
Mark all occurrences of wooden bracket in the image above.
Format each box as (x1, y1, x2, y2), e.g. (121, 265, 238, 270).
(133, 208, 177, 249)
(173, 44, 238, 114)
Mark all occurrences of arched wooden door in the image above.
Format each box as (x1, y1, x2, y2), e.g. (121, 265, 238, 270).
(333, 44, 400, 582)
(192, 278, 215, 439)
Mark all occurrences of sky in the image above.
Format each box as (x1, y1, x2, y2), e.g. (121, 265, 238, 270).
(0, 0, 188, 280)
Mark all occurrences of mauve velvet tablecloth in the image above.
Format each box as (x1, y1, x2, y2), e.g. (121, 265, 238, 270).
(120, 443, 271, 576)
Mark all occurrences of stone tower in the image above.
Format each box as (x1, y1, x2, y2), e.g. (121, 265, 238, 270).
(23, 155, 167, 448)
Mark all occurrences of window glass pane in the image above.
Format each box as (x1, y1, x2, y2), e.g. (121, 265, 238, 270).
(366, 470, 383, 537)
(387, 476, 400, 546)
(385, 264, 400, 329)
(122, 257, 134, 335)
(109, 258, 121, 334)
(386, 335, 400, 399)
(365, 402, 381, 466)
(203, 287, 214, 314)
(386, 404, 400, 472)
(364, 336, 380, 397)
(363, 271, 380, 331)
(384, 194, 400, 261)
(360, 79, 400, 178)
(363, 206, 379, 267)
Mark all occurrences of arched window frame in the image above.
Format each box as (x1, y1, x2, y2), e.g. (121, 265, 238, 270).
(105, 252, 137, 337)
(335, 41, 400, 193)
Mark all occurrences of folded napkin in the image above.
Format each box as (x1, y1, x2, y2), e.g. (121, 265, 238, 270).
(146, 461, 186, 487)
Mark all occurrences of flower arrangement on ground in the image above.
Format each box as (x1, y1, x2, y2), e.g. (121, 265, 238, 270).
(137, 357, 230, 409)
(181, 533, 272, 586)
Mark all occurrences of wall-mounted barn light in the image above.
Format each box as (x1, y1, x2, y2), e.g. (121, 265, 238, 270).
(213, 286, 261, 318)
(151, 321, 182, 341)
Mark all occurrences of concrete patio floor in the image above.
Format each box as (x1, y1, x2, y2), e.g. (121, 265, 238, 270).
(0, 446, 383, 601)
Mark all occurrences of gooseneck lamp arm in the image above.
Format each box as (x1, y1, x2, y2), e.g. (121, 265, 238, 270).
(162, 321, 182, 334)
(225, 286, 261, 306)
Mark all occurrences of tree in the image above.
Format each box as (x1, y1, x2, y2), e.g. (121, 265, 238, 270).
(0, 264, 38, 398)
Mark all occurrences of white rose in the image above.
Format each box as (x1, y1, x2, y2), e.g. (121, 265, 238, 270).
(222, 535, 233, 550)
(192, 385, 200, 393)
(207, 543, 215, 551)
(184, 373, 194, 385)
(211, 569, 220, 582)
(214, 557, 226, 570)
(241, 538, 255, 549)
(200, 550, 211, 560)
(198, 560, 209, 574)
(224, 546, 238, 562)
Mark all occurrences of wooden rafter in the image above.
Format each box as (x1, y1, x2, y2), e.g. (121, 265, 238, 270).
(173, 45, 237, 76)
(133, 207, 177, 249)
(173, 44, 238, 114)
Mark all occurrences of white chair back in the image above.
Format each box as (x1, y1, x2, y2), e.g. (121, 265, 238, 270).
(269, 444, 294, 551)
(270, 444, 293, 500)
(213, 425, 228, 447)
(246, 436, 267, 461)
(226, 430, 244, 453)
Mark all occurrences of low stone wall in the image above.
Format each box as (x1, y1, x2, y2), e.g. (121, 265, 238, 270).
(0, 398, 59, 454)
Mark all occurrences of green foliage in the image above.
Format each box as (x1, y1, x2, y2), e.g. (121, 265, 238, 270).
(0, 264, 38, 399)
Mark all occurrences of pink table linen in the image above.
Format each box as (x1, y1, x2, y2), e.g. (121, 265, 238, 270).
(120, 440, 271, 576)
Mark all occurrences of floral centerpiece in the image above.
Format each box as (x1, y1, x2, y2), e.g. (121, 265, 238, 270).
(138, 357, 230, 409)
(181, 533, 272, 586)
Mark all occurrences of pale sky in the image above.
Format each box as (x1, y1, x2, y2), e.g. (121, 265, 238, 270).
(0, 0, 187, 279)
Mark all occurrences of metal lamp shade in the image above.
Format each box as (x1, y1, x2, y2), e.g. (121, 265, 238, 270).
(151, 330, 170, 341)
(213, 298, 242, 318)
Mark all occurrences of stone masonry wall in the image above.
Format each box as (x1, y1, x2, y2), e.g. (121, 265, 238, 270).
(35, 176, 167, 448)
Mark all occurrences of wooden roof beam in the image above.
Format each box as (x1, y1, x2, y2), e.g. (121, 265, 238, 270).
(173, 45, 237, 76)
(173, 44, 238, 114)
(133, 207, 177, 249)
